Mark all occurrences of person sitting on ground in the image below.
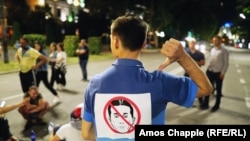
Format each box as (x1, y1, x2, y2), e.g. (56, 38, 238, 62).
(0, 101, 24, 141)
(18, 85, 49, 130)
(49, 103, 90, 141)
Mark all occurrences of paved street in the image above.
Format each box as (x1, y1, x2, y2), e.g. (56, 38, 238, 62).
(1, 47, 250, 140)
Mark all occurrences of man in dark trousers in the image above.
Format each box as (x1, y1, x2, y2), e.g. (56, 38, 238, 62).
(15, 37, 47, 94)
(200, 35, 229, 112)
(76, 39, 89, 82)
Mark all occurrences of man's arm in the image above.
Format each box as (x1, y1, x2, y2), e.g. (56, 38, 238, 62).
(82, 119, 96, 140)
(76, 48, 86, 55)
(0, 102, 24, 114)
(220, 49, 229, 79)
(158, 38, 213, 97)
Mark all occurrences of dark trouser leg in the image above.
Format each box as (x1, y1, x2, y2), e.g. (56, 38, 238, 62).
(40, 71, 58, 96)
(19, 70, 35, 94)
(80, 60, 88, 80)
(214, 73, 223, 108)
(198, 97, 203, 106)
(202, 70, 215, 108)
(61, 72, 66, 86)
(50, 68, 57, 87)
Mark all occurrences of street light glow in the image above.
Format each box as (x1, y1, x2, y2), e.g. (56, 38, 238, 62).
(239, 13, 246, 19)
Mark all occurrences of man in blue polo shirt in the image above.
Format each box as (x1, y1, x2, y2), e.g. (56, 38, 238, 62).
(81, 14, 213, 141)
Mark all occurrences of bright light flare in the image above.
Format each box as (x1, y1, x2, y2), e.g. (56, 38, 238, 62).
(239, 13, 246, 19)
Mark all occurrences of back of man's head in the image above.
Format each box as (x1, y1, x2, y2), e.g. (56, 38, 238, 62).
(111, 14, 148, 51)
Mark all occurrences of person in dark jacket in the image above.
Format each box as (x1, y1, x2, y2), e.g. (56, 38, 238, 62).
(76, 39, 89, 82)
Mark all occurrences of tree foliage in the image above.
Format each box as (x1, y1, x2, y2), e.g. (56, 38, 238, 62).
(4, 0, 244, 45)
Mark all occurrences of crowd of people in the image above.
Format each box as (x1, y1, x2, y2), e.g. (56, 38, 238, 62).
(0, 14, 229, 141)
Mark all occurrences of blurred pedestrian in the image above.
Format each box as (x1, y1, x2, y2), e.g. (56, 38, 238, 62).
(184, 39, 205, 107)
(200, 35, 229, 112)
(48, 42, 58, 88)
(54, 43, 67, 90)
(15, 37, 48, 94)
(81, 15, 212, 140)
(76, 39, 89, 82)
(34, 41, 60, 103)
(18, 85, 49, 130)
(0, 101, 24, 141)
(14, 40, 20, 50)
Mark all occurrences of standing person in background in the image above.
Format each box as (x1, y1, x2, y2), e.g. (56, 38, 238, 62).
(14, 40, 20, 50)
(55, 43, 67, 90)
(184, 39, 205, 77)
(15, 37, 47, 94)
(76, 39, 89, 82)
(34, 41, 60, 103)
(81, 15, 212, 141)
(184, 39, 205, 107)
(48, 42, 58, 88)
(200, 35, 229, 112)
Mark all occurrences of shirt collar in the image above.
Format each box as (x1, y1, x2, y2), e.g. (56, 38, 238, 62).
(113, 58, 143, 68)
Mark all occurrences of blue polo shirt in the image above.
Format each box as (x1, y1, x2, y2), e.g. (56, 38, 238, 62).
(83, 59, 197, 141)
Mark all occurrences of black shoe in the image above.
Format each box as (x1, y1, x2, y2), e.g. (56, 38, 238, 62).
(200, 105, 209, 110)
(211, 106, 219, 112)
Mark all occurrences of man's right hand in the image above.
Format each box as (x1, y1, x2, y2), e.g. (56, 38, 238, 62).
(158, 38, 185, 71)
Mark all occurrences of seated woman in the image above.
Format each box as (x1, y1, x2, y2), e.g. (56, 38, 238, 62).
(18, 85, 49, 130)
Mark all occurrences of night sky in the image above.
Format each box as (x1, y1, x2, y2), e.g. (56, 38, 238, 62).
(220, 0, 238, 23)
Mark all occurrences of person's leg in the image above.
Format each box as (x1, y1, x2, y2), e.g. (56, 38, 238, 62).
(198, 97, 203, 106)
(19, 72, 32, 94)
(81, 60, 88, 80)
(54, 69, 62, 90)
(36, 71, 42, 87)
(50, 68, 56, 87)
(201, 70, 214, 109)
(80, 61, 84, 80)
(42, 71, 58, 96)
(18, 106, 29, 120)
(211, 72, 223, 112)
(38, 101, 49, 120)
(59, 71, 66, 87)
(20, 70, 36, 94)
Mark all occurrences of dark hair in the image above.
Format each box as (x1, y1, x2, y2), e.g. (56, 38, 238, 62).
(108, 99, 134, 117)
(34, 41, 44, 52)
(111, 14, 148, 51)
(57, 42, 64, 51)
(20, 36, 29, 43)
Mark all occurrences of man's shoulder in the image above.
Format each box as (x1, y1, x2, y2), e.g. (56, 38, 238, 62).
(196, 50, 204, 55)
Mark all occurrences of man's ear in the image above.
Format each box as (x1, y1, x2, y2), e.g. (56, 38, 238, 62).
(142, 41, 147, 49)
(113, 36, 119, 49)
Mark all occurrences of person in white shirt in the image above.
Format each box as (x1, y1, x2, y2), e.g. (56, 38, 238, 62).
(54, 42, 67, 90)
(49, 103, 90, 141)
